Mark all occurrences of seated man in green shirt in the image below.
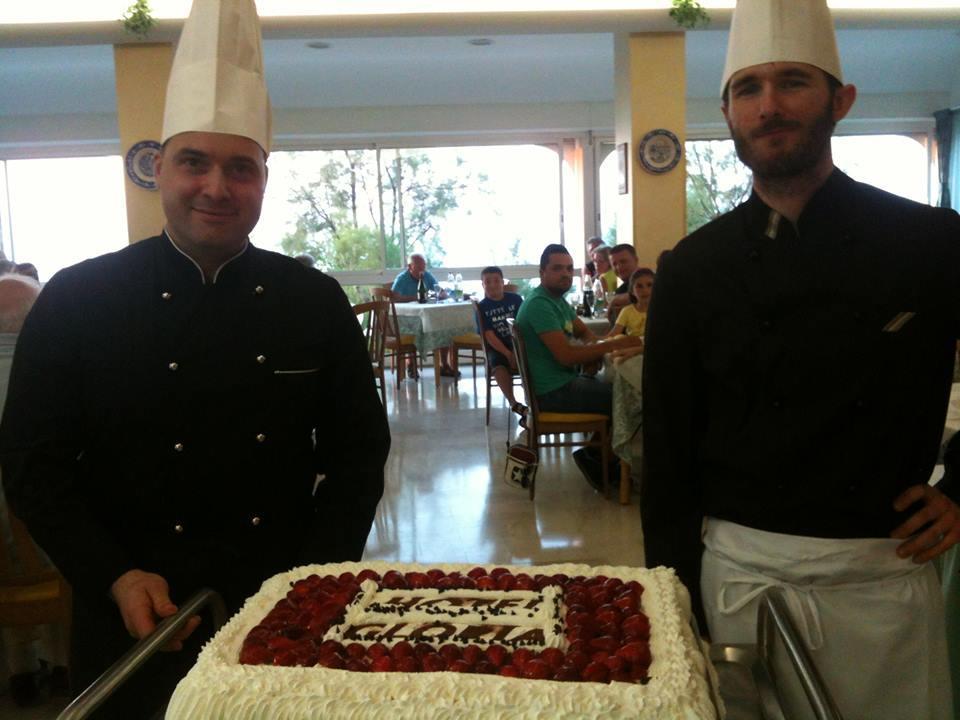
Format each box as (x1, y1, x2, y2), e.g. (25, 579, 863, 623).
(516, 244, 643, 489)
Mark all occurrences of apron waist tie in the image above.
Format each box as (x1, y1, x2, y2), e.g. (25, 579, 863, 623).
(716, 574, 824, 650)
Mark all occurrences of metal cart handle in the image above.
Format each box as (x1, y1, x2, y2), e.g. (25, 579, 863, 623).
(757, 588, 844, 720)
(57, 588, 226, 720)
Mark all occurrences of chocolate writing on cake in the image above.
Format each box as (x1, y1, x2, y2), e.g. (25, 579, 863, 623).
(342, 621, 546, 647)
(325, 584, 567, 651)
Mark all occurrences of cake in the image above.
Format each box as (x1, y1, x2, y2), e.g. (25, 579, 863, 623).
(166, 562, 722, 719)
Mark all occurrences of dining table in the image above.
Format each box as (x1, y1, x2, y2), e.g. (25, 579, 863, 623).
(581, 316, 612, 336)
(393, 300, 478, 387)
(604, 352, 643, 504)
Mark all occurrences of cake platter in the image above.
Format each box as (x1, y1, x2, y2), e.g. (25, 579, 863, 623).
(56, 572, 838, 719)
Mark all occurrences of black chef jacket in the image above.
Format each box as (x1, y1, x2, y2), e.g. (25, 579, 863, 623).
(0, 233, 390, 609)
(641, 170, 960, 618)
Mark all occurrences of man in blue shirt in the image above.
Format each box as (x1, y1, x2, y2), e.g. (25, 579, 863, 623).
(476, 266, 524, 419)
(391, 253, 459, 376)
(391, 253, 439, 302)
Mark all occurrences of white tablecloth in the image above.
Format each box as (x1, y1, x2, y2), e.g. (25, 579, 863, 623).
(609, 354, 643, 466)
(581, 317, 611, 336)
(394, 301, 476, 356)
(946, 383, 960, 438)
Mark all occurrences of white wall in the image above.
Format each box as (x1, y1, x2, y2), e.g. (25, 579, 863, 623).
(1, 89, 947, 160)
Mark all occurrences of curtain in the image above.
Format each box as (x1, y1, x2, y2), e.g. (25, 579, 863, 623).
(952, 111, 960, 211)
(933, 108, 959, 209)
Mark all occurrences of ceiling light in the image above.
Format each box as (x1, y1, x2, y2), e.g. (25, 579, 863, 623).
(469, 38, 493, 46)
(307, 41, 331, 49)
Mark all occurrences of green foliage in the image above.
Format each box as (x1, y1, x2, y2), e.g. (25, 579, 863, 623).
(281, 149, 478, 273)
(669, 0, 710, 30)
(685, 141, 751, 234)
(121, 0, 156, 38)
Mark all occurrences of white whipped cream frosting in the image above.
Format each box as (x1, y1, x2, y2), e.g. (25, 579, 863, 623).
(165, 562, 723, 719)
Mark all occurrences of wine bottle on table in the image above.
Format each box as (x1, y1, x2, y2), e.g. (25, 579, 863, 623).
(582, 285, 594, 317)
(417, 276, 427, 304)
(581, 270, 594, 317)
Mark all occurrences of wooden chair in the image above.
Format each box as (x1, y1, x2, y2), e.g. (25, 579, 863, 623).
(371, 287, 420, 382)
(353, 299, 389, 407)
(0, 505, 72, 665)
(511, 321, 611, 500)
(473, 301, 523, 441)
(451, 330, 483, 383)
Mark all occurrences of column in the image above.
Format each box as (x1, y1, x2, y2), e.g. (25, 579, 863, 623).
(113, 43, 173, 244)
(613, 33, 686, 269)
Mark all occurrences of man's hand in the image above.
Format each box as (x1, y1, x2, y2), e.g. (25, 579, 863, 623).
(890, 484, 960, 563)
(110, 570, 201, 651)
(611, 343, 644, 363)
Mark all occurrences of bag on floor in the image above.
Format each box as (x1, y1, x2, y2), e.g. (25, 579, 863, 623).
(504, 444, 538, 490)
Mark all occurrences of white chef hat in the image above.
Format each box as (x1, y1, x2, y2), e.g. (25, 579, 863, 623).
(161, 0, 272, 154)
(721, 0, 843, 97)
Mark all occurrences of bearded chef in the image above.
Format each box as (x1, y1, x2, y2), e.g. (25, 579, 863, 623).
(0, 0, 390, 716)
(641, 1, 960, 718)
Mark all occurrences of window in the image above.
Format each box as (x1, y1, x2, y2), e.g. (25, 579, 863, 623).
(683, 134, 932, 234)
(685, 139, 751, 235)
(595, 140, 619, 246)
(1, 156, 128, 281)
(251, 143, 562, 284)
(832, 134, 930, 204)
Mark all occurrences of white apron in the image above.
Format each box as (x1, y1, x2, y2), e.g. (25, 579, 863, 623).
(701, 518, 952, 720)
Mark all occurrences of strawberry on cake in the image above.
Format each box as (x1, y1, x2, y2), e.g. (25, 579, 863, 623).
(166, 562, 722, 719)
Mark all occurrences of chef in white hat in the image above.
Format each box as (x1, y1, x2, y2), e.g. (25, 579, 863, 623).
(641, 1, 960, 718)
(0, 1, 390, 716)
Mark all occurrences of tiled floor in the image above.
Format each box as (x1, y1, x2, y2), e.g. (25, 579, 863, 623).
(1, 362, 644, 718)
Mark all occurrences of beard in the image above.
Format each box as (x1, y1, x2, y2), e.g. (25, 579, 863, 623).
(731, 98, 836, 181)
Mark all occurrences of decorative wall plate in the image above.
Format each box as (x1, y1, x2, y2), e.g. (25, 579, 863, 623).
(125, 140, 162, 190)
(637, 129, 681, 174)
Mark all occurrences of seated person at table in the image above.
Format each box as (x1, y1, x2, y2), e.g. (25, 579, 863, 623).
(591, 245, 618, 295)
(391, 253, 458, 376)
(605, 243, 640, 321)
(391, 253, 441, 302)
(583, 236, 604, 283)
(477, 266, 525, 420)
(516, 244, 642, 490)
(607, 267, 655, 341)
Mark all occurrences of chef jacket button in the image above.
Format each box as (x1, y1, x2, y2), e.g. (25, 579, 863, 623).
(174, 523, 184, 534)
(747, 249, 760, 261)
(161, 291, 172, 300)
(256, 433, 267, 443)
(853, 311, 863, 322)
(168, 361, 179, 371)
(254, 285, 265, 295)
(772, 399, 782, 409)
(174, 442, 184, 452)
(256, 355, 267, 364)
(855, 398, 865, 409)
(251, 516, 262, 527)
(847, 485, 857, 493)
(760, 319, 773, 332)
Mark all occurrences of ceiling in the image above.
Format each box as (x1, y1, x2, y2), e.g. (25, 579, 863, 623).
(0, 26, 958, 119)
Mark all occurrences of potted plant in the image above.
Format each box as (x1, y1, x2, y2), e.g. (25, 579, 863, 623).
(121, 0, 156, 39)
(670, 0, 710, 29)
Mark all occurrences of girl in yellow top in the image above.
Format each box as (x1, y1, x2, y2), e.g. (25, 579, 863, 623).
(608, 267, 655, 340)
